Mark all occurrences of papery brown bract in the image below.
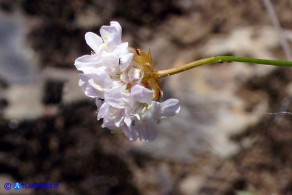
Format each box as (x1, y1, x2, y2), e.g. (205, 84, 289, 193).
(130, 48, 163, 101)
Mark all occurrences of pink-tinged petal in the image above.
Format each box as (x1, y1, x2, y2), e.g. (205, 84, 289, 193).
(78, 67, 113, 98)
(100, 21, 122, 45)
(110, 21, 122, 32)
(104, 88, 129, 109)
(122, 125, 138, 141)
(160, 99, 180, 118)
(113, 109, 125, 127)
(80, 65, 104, 75)
(120, 53, 133, 70)
(88, 67, 112, 86)
(78, 74, 100, 98)
(97, 102, 109, 120)
(134, 120, 157, 142)
(95, 99, 103, 108)
(144, 101, 160, 120)
(85, 32, 103, 52)
(102, 107, 125, 129)
(113, 42, 129, 55)
(74, 55, 98, 70)
(81, 67, 101, 76)
(102, 110, 124, 129)
(131, 85, 153, 104)
(101, 54, 119, 70)
(124, 115, 132, 127)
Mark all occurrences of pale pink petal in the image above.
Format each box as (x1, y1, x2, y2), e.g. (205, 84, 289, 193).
(113, 110, 125, 127)
(124, 115, 132, 127)
(131, 85, 153, 104)
(122, 125, 138, 141)
(78, 67, 113, 98)
(95, 99, 103, 108)
(97, 102, 110, 120)
(74, 55, 98, 70)
(144, 101, 160, 120)
(119, 53, 133, 70)
(100, 21, 122, 45)
(85, 32, 103, 52)
(113, 42, 129, 55)
(78, 74, 100, 98)
(104, 88, 129, 109)
(160, 99, 180, 118)
(101, 54, 119, 70)
(134, 120, 158, 142)
(102, 107, 125, 129)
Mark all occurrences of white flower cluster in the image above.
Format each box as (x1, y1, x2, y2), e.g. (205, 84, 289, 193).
(74, 21, 180, 141)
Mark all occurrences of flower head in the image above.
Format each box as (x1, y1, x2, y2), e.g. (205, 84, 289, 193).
(74, 21, 180, 141)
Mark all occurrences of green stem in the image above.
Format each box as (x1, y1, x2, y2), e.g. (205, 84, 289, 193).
(155, 56, 292, 78)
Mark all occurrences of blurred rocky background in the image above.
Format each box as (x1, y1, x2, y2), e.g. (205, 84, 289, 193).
(0, 0, 292, 194)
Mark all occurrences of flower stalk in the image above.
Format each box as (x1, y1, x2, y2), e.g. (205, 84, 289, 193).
(155, 56, 292, 78)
